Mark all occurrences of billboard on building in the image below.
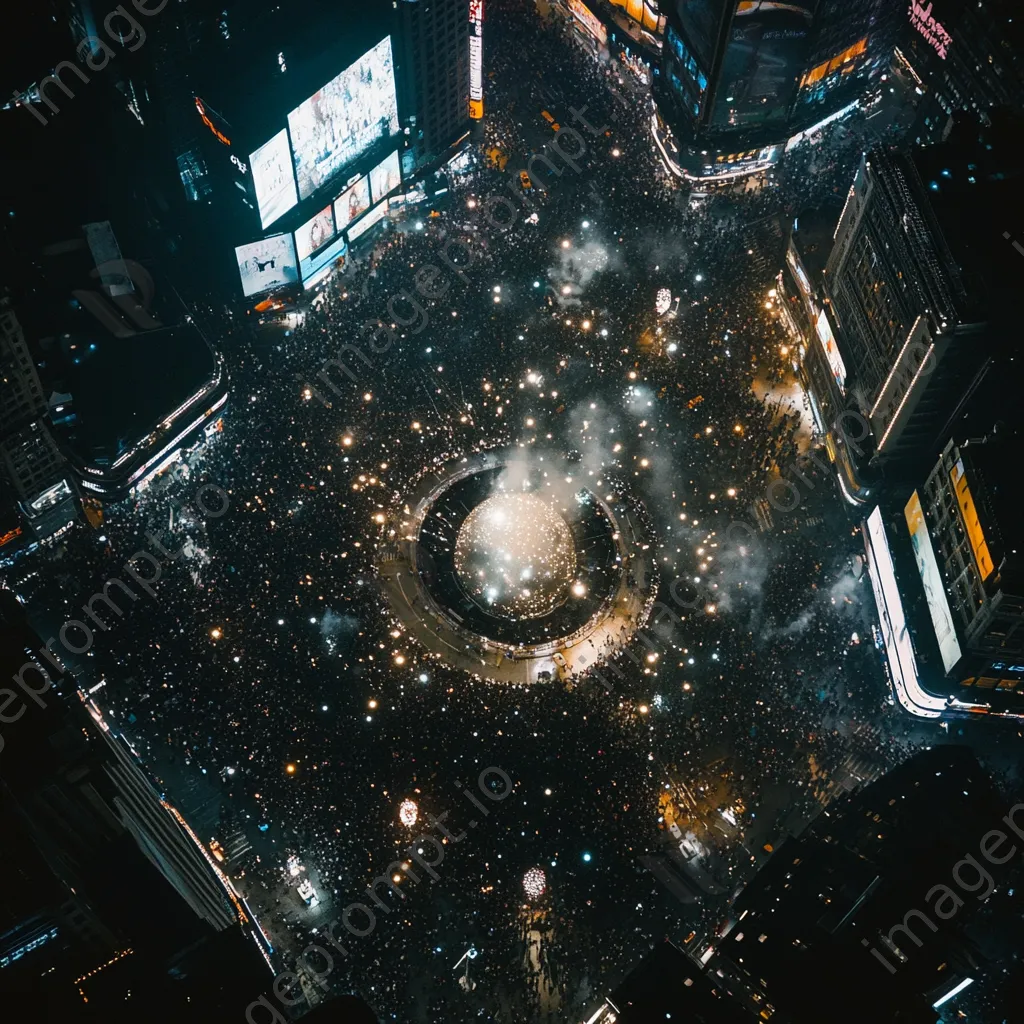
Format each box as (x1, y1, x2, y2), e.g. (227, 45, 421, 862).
(909, 0, 953, 59)
(815, 309, 846, 393)
(295, 205, 335, 265)
(347, 200, 389, 242)
(712, 0, 814, 129)
(235, 235, 299, 297)
(569, 0, 608, 43)
(288, 36, 400, 201)
(302, 235, 348, 290)
(469, 0, 484, 118)
(950, 459, 995, 581)
(863, 506, 944, 719)
(334, 176, 372, 231)
(369, 150, 402, 204)
(905, 491, 962, 674)
(250, 129, 299, 229)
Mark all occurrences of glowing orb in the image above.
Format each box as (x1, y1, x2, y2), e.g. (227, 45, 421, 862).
(399, 799, 419, 828)
(455, 492, 576, 619)
(522, 866, 547, 899)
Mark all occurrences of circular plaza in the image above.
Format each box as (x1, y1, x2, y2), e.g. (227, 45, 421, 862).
(376, 449, 657, 684)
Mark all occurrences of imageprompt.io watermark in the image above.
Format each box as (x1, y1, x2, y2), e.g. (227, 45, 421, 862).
(863, 800, 1024, 974)
(299, 103, 615, 404)
(245, 766, 515, 1023)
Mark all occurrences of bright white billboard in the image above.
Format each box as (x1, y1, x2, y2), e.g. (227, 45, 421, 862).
(334, 176, 372, 231)
(864, 506, 945, 719)
(369, 150, 401, 204)
(288, 36, 400, 201)
(905, 491, 962, 674)
(295, 205, 335, 264)
(236, 235, 299, 297)
(250, 129, 299, 229)
(302, 235, 348, 290)
(347, 199, 389, 242)
(815, 309, 847, 394)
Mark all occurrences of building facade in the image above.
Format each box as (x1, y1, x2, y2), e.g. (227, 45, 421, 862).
(899, 0, 1024, 145)
(0, 305, 80, 553)
(915, 438, 1024, 697)
(655, 0, 896, 182)
(398, 0, 473, 170)
(823, 148, 990, 473)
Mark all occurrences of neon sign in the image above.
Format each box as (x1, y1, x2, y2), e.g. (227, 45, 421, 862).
(195, 97, 231, 146)
(469, 0, 483, 119)
(909, 1, 952, 59)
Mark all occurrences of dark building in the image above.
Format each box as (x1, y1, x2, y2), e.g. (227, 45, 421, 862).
(0, 302, 80, 556)
(897, 0, 1024, 145)
(583, 939, 755, 1023)
(886, 433, 1024, 718)
(776, 206, 875, 507)
(655, 0, 895, 182)
(0, 592, 271, 1020)
(712, 745, 1024, 1022)
(824, 146, 989, 471)
(398, 0, 473, 171)
(780, 110, 1024, 504)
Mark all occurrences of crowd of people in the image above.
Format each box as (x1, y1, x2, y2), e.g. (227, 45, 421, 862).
(12, 3, 1001, 1022)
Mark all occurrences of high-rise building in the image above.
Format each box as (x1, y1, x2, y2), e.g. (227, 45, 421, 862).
(581, 939, 755, 1023)
(0, 303, 79, 551)
(823, 147, 989, 469)
(0, 304, 47, 430)
(0, 592, 271, 1018)
(895, 435, 1024, 715)
(779, 110, 1024, 504)
(398, 0, 473, 171)
(655, 0, 896, 181)
(897, 0, 1024, 145)
(712, 746, 1019, 1022)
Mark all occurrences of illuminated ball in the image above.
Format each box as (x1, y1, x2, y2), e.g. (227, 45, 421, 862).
(455, 492, 576, 619)
(522, 866, 547, 900)
(399, 799, 418, 828)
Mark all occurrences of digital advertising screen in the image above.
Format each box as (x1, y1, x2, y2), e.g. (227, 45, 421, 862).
(294, 204, 336, 264)
(905, 491, 962, 674)
(287, 35, 400, 201)
(863, 506, 943, 719)
(235, 235, 299, 297)
(815, 309, 847, 394)
(334, 176, 372, 231)
(568, 0, 607, 43)
(368, 150, 402, 204)
(347, 199, 389, 242)
(250, 129, 299, 229)
(302, 235, 348, 290)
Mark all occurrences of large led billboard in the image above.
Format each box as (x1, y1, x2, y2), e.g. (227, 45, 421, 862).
(235, 235, 299, 297)
(904, 491, 962, 674)
(288, 36, 400, 201)
(368, 150, 401, 204)
(250, 129, 299, 229)
(295, 205, 335, 264)
(815, 310, 847, 394)
(302, 235, 348, 290)
(863, 506, 944, 719)
(347, 199, 389, 242)
(334, 176, 372, 232)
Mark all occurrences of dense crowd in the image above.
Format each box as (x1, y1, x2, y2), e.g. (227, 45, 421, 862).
(13, 3, 1003, 1023)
